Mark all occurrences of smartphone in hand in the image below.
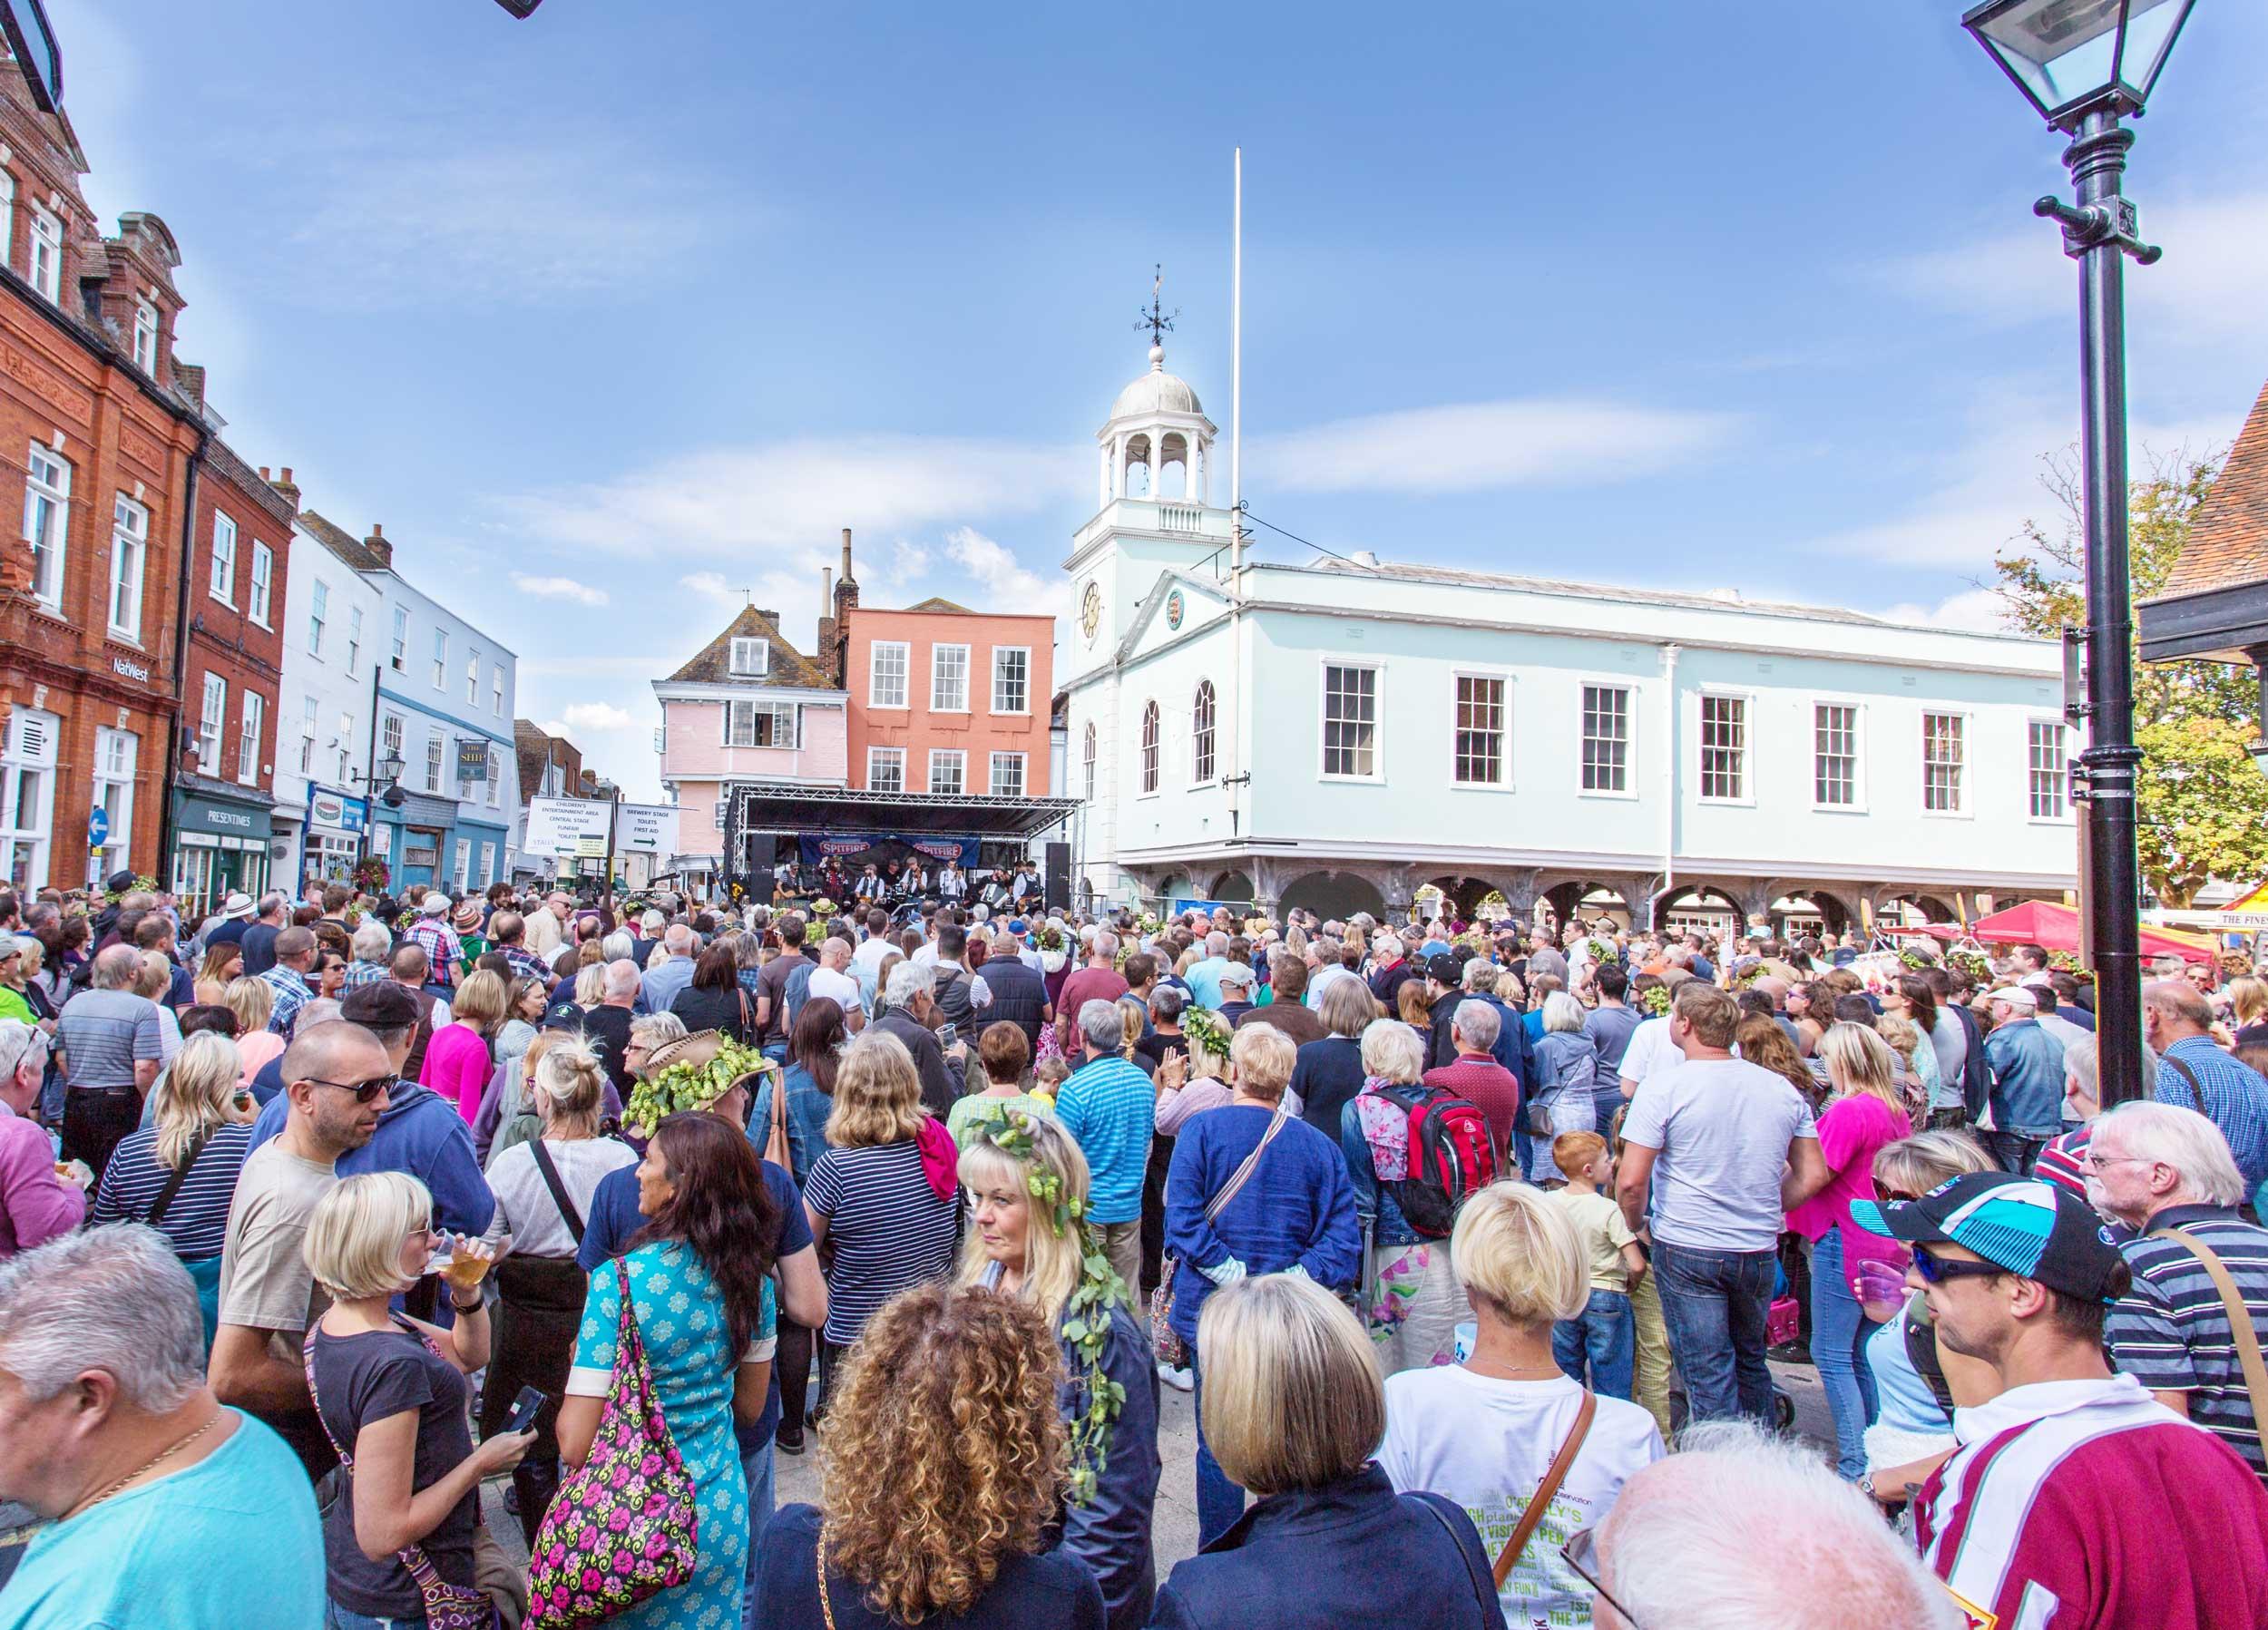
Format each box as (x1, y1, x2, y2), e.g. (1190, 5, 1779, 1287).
(505, 1385, 549, 1436)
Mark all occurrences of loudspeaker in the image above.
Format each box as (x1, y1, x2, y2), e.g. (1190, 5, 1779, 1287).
(1044, 843, 1070, 911)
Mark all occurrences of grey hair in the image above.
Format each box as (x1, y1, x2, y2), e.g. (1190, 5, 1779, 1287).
(884, 959, 934, 1011)
(0, 1226, 208, 1411)
(1205, 932, 1228, 957)
(296, 998, 344, 1031)
(1461, 958, 1497, 993)
(1542, 991, 1586, 1035)
(640, 909, 665, 933)
(91, 943, 144, 990)
(1078, 998, 1123, 1052)
(2063, 1035, 2098, 1096)
(0, 1019, 49, 1083)
(1091, 931, 1119, 960)
(628, 1010, 689, 1049)
(2097, 1101, 2249, 1207)
(350, 920, 392, 961)
(256, 891, 288, 919)
(1600, 1420, 1960, 1630)
(1150, 984, 1188, 1022)
(602, 959, 641, 1000)
(1451, 998, 1501, 1049)
(601, 932, 634, 961)
(1359, 1017, 1425, 1085)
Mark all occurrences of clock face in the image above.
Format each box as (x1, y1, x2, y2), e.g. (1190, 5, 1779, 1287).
(1080, 581, 1103, 642)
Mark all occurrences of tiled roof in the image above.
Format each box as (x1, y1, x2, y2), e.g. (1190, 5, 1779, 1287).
(298, 509, 387, 573)
(2154, 378, 2268, 602)
(665, 606, 837, 688)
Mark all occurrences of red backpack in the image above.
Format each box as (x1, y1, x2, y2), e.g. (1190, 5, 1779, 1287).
(1375, 1083, 1498, 1238)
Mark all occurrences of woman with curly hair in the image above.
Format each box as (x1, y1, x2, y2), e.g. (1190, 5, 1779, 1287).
(750, 1283, 1106, 1630)
(559, 1111, 779, 1629)
(958, 1113, 1160, 1629)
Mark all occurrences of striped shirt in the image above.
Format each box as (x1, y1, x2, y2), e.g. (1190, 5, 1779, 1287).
(87, 1122, 256, 1259)
(1915, 1372, 2268, 1629)
(2153, 1038, 2268, 1190)
(2106, 1205, 2268, 1481)
(802, 1139, 957, 1346)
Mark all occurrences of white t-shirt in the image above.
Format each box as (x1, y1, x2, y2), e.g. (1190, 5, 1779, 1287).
(1619, 1056, 1818, 1253)
(1615, 1016, 1683, 1090)
(807, 965, 863, 1015)
(1377, 1366, 1665, 1626)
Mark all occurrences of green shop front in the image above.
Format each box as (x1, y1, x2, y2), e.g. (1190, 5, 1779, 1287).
(168, 775, 278, 920)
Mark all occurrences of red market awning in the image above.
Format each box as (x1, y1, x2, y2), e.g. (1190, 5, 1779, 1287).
(1970, 899, 2214, 965)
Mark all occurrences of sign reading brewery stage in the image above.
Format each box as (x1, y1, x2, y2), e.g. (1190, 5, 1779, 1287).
(524, 796, 677, 856)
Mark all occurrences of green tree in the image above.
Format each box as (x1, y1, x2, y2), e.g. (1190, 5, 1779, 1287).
(1990, 446, 2264, 907)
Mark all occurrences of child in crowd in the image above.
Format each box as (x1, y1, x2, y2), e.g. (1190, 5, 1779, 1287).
(1543, 1131, 1645, 1400)
(1031, 1055, 1070, 1108)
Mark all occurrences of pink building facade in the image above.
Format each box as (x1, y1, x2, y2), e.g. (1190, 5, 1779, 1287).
(843, 599, 1054, 799)
(651, 606, 846, 892)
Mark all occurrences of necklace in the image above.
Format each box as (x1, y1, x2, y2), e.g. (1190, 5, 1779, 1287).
(67, 1410, 220, 1518)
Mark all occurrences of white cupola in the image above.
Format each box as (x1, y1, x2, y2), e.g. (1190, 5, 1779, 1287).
(1096, 341, 1217, 511)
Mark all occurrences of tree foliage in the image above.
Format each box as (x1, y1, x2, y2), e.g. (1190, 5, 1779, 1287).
(1990, 445, 2263, 907)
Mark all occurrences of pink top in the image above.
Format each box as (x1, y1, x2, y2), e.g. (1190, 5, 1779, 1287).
(419, 1023, 494, 1124)
(0, 1103, 84, 1256)
(1786, 1092, 1909, 1267)
(237, 1030, 287, 1088)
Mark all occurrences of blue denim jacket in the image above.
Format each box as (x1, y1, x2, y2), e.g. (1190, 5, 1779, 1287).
(1984, 1018, 2067, 1137)
(1339, 1088, 1420, 1249)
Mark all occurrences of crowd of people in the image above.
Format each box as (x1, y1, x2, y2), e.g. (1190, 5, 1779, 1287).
(0, 871, 2266, 1627)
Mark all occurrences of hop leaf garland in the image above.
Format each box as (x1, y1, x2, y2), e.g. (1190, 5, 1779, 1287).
(981, 1111, 1125, 1506)
(623, 1038, 777, 1137)
(1178, 1006, 1232, 1061)
(1638, 984, 1674, 1018)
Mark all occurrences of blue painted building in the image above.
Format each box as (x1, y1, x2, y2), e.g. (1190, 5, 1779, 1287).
(295, 514, 520, 894)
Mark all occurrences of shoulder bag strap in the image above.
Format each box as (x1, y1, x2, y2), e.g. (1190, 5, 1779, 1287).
(2160, 1052, 2209, 1114)
(1403, 1492, 1501, 1624)
(1205, 1108, 1290, 1222)
(528, 1137, 587, 1244)
(1492, 1389, 1597, 1588)
(2148, 1226, 2268, 1468)
(142, 1130, 214, 1229)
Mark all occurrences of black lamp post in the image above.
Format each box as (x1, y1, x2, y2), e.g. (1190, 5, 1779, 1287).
(1962, 0, 2196, 1108)
(353, 751, 410, 874)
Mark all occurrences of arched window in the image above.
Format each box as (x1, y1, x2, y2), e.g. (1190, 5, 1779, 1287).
(1192, 680, 1216, 784)
(1140, 701, 1159, 794)
(1082, 721, 1097, 802)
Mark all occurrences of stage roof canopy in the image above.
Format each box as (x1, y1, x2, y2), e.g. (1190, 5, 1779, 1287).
(730, 783, 1080, 842)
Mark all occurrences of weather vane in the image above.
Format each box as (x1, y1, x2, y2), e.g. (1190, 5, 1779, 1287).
(1136, 264, 1178, 346)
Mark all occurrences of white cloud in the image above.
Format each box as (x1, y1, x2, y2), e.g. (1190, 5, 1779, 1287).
(496, 436, 1078, 560)
(1889, 191, 2268, 349)
(558, 702, 637, 732)
(944, 526, 1050, 601)
(510, 572, 609, 607)
(1881, 587, 2011, 634)
(1251, 399, 1744, 494)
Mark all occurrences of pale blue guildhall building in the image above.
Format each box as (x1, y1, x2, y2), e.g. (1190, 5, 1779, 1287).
(1060, 342, 2077, 937)
(298, 515, 521, 893)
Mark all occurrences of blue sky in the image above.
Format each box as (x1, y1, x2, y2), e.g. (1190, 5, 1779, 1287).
(60, 1, 2268, 800)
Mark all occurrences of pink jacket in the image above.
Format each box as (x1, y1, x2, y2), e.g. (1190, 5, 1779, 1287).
(418, 1023, 494, 1125)
(0, 1105, 84, 1256)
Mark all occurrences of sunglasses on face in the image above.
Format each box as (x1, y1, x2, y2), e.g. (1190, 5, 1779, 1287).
(1559, 1525, 1640, 1626)
(306, 1073, 398, 1104)
(1910, 1244, 2007, 1285)
(1872, 1181, 1921, 1205)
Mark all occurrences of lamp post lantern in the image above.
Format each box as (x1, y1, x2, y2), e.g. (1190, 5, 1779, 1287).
(1961, 0, 2197, 1108)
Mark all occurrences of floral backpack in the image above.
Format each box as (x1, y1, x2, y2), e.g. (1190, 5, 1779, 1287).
(527, 1260, 699, 1627)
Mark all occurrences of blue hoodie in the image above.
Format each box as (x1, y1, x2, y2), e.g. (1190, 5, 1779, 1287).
(248, 1081, 495, 1236)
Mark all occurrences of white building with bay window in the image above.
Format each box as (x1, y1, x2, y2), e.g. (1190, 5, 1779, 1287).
(1061, 343, 2077, 934)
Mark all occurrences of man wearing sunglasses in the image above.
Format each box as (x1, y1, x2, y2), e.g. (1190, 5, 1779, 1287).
(1851, 1172, 2268, 1630)
(209, 1020, 396, 1484)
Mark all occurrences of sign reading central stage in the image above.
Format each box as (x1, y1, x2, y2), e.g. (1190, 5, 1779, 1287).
(523, 795, 676, 855)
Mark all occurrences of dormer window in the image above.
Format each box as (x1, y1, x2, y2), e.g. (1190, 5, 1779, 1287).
(729, 637, 769, 677)
(27, 209, 60, 303)
(131, 299, 158, 373)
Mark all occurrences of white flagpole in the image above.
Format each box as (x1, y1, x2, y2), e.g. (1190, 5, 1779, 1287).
(1230, 145, 1243, 580)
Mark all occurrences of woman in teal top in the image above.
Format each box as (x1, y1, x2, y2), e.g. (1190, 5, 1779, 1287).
(560, 1112, 780, 1630)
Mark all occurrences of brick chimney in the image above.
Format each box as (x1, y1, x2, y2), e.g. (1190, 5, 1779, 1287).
(365, 522, 392, 570)
(816, 566, 836, 683)
(830, 528, 858, 684)
(269, 465, 301, 513)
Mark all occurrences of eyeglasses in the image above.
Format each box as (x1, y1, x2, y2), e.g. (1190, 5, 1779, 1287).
(305, 1073, 398, 1104)
(2084, 1152, 2149, 1172)
(1872, 1182, 1921, 1205)
(1910, 1245, 2007, 1285)
(1559, 1525, 1640, 1627)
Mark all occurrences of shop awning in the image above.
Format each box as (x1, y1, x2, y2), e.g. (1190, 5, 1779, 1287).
(728, 784, 1080, 842)
(1970, 899, 2215, 964)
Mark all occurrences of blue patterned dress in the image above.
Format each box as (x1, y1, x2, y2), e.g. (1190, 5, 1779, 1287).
(569, 1241, 777, 1630)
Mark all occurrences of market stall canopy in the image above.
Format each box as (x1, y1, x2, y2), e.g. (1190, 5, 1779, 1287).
(1970, 899, 2214, 964)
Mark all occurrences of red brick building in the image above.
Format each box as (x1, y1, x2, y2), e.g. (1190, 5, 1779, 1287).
(0, 83, 204, 893)
(168, 441, 297, 913)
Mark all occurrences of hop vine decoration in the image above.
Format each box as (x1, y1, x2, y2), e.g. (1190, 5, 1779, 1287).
(1584, 937, 1616, 966)
(1897, 944, 1936, 972)
(623, 1038, 777, 1137)
(1638, 984, 1674, 1018)
(1178, 1006, 1232, 1061)
(1946, 948, 1992, 987)
(981, 1112, 1126, 1507)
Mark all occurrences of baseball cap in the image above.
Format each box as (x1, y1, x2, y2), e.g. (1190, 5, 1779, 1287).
(339, 981, 419, 1031)
(1987, 983, 2038, 1010)
(419, 894, 451, 916)
(1218, 962, 1256, 991)
(1851, 1171, 2130, 1303)
(1425, 952, 1464, 985)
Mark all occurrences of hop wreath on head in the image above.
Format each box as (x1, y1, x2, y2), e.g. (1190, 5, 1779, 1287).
(622, 1039, 777, 1138)
(1638, 984, 1674, 1018)
(1178, 1006, 1232, 1062)
(978, 1110, 1127, 1506)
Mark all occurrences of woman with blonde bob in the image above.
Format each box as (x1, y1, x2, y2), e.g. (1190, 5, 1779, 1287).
(958, 1113, 1160, 1629)
(89, 1030, 256, 1348)
(420, 967, 509, 1124)
(751, 1283, 1106, 1630)
(1787, 1021, 1918, 1484)
(1152, 1273, 1505, 1630)
(226, 975, 284, 1086)
(304, 1172, 531, 1625)
(803, 1030, 961, 1408)
(1376, 1182, 1663, 1628)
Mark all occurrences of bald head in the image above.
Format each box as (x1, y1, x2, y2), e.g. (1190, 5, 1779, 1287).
(2144, 978, 2213, 1036)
